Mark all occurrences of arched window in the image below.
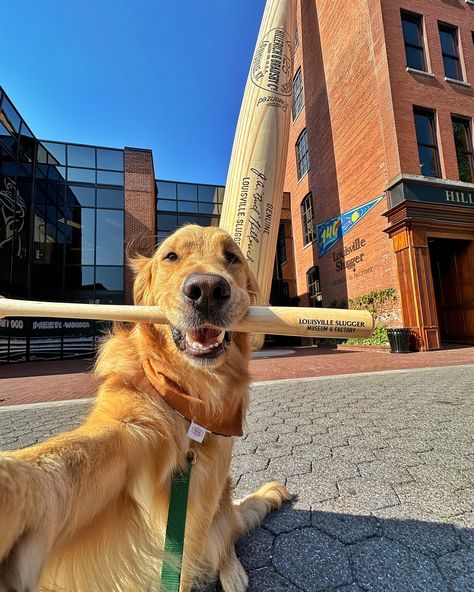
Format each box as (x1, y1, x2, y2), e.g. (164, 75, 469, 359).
(295, 129, 309, 179)
(292, 68, 304, 120)
(300, 193, 315, 245)
(307, 266, 322, 307)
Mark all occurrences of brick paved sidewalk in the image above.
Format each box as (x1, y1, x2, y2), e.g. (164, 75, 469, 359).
(1, 366, 473, 591)
(1, 344, 474, 406)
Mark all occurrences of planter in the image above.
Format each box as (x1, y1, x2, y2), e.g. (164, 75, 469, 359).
(387, 328, 411, 354)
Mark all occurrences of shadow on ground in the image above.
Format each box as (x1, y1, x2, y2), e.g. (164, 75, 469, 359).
(227, 502, 473, 592)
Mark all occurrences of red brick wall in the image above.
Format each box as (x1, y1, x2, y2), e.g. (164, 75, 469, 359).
(380, 0, 474, 180)
(124, 148, 156, 303)
(285, 0, 400, 309)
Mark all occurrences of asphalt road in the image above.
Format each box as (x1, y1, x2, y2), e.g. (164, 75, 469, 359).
(1, 366, 473, 592)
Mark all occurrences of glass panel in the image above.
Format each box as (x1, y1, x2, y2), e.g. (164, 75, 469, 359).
(439, 28, 457, 57)
(402, 17, 422, 47)
(31, 265, 63, 295)
(157, 230, 171, 244)
(96, 209, 124, 265)
(443, 56, 461, 80)
(156, 213, 178, 231)
(199, 216, 219, 227)
(95, 266, 124, 291)
(67, 144, 95, 168)
(64, 207, 95, 265)
(67, 167, 96, 183)
(406, 46, 425, 71)
(96, 148, 123, 171)
(96, 188, 124, 208)
(157, 199, 177, 212)
(96, 170, 124, 186)
(2, 97, 21, 133)
(177, 183, 197, 201)
(65, 265, 95, 290)
(418, 145, 440, 177)
(40, 142, 66, 165)
(157, 181, 177, 199)
(36, 144, 48, 164)
(453, 119, 473, 182)
(178, 214, 200, 226)
(67, 185, 95, 207)
(414, 111, 435, 145)
(198, 185, 219, 203)
(178, 200, 199, 212)
(198, 201, 219, 214)
(217, 187, 225, 203)
(48, 165, 66, 181)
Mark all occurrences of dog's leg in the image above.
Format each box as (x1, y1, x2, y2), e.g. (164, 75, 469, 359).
(235, 481, 292, 533)
(0, 417, 143, 591)
(219, 546, 248, 592)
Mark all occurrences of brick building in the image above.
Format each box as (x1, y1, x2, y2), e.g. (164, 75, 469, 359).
(2, 0, 474, 360)
(285, 0, 474, 349)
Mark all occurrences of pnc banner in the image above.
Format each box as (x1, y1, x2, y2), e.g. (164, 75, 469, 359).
(316, 195, 384, 257)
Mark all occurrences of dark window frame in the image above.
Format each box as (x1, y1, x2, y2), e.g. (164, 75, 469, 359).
(307, 266, 322, 307)
(401, 11, 427, 72)
(413, 107, 442, 178)
(292, 68, 304, 120)
(301, 193, 315, 246)
(438, 22, 463, 81)
(296, 129, 310, 180)
(452, 116, 474, 183)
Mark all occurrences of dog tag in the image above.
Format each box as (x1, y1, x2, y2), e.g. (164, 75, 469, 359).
(187, 421, 207, 443)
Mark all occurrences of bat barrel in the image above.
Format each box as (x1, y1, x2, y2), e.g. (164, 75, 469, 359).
(0, 298, 374, 339)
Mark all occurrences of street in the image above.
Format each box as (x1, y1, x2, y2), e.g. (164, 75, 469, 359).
(1, 366, 473, 591)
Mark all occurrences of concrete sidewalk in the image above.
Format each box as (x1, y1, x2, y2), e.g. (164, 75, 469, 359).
(1, 366, 473, 591)
(1, 344, 474, 406)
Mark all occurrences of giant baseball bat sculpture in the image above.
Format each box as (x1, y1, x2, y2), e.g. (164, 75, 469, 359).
(0, 298, 374, 340)
(220, 0, 296, 349)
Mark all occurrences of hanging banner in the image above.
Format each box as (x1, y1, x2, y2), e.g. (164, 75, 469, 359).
(317, 195, 384, 257)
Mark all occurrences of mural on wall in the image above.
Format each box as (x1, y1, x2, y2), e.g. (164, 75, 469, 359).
(317, 195, 384, 257)
(0, 177, 26, 256)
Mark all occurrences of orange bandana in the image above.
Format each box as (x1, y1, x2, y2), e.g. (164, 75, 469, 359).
(141, 355, 243, 437)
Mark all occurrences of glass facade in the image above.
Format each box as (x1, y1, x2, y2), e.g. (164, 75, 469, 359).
(156, 180, 223, 244)
(0, 86, 124, 362)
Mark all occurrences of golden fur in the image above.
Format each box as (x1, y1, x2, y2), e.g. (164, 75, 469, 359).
(0, 225, 291, 592)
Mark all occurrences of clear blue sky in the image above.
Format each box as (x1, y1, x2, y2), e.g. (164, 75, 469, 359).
(2, 0, 266, 185)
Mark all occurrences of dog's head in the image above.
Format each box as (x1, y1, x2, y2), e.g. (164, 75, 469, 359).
(132, 225, 259, 368)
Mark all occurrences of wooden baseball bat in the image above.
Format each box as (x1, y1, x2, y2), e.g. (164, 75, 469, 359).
(220, 0, 296, 349)
(0, 298, 374, 339)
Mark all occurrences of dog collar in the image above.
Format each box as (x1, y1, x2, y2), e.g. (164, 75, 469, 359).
(141, 355, 243, 437)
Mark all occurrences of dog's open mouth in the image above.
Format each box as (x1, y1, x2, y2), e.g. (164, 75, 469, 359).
(172, 325, 232, 359)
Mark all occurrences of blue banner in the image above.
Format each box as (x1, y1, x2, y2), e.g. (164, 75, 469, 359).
(316, 195, 384, 257)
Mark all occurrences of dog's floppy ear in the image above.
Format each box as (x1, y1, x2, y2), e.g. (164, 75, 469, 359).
(130, 255, 153, 305)
(245, 267, 261, 306)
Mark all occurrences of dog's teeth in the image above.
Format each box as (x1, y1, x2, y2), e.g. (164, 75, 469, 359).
(216, 330, 225, 344)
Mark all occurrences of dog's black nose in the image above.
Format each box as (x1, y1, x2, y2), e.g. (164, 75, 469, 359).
(182, 273, 231, 308)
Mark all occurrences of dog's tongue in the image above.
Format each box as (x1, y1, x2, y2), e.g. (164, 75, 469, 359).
(188, 327, 222, 345)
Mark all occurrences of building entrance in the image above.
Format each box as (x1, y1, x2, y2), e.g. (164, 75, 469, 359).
(429, 238, 474, 345)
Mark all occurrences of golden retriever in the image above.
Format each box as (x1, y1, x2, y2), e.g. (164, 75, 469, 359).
(0, 225, 291, 592)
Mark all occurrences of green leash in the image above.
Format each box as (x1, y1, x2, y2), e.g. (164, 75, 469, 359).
(160, 453, 194, 592)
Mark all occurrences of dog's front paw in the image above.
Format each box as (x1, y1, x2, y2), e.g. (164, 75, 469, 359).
(0, 456, 49, 591)
(219, 548, 248, 592)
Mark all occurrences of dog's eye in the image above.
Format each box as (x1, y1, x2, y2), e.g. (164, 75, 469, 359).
(164, 252, 178, 261)
(224, 252, 239, 264)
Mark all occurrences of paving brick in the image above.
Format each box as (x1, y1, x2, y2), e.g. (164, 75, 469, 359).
(273, 529, 352, 591)
(2, 366, 474, 591)
(351, 537, 449, 592)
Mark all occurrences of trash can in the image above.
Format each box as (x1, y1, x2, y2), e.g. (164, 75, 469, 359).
(387, 328, 411, 353)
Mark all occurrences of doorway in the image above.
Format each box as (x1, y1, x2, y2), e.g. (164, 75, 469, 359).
(428, 237, 474, 344)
